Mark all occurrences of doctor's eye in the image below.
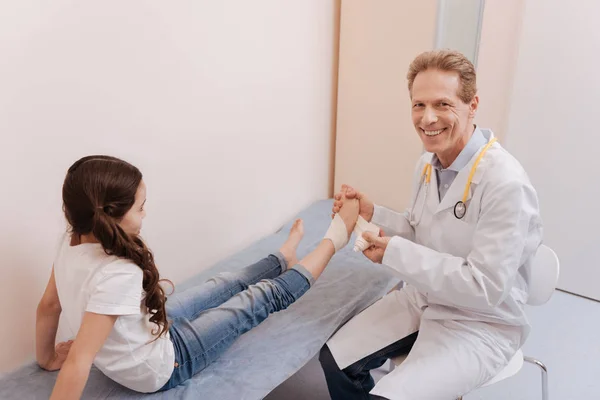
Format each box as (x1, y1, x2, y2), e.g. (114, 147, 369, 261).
(413, 103, 424, 108)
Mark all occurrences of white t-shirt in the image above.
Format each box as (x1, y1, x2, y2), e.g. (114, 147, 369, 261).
(53, 234, 175, 393)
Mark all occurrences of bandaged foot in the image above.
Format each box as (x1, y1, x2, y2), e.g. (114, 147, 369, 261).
(279, 219, 304, 268)
(324, 197, 359, 252)
(352, 216, 380, 252)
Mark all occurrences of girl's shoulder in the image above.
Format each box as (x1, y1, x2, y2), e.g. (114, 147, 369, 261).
(100, 258, 143, 277)
(91, 259, 144, 305)
(54, 232, 140, 277)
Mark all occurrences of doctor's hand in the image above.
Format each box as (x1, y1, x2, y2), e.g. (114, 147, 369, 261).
(332, 184, 374, 222)
(362, 230, 391, 264)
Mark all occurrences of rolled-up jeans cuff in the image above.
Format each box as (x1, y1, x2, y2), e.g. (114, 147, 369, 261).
(272, 251, 289, 272)
(291, 264, 315, 286)
(271, 252, 314, 286)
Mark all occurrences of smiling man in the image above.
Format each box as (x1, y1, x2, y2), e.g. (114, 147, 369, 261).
(319, 50, 544, 399)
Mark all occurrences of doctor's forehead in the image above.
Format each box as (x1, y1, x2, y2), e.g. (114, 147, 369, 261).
(410, 69, 462, 101)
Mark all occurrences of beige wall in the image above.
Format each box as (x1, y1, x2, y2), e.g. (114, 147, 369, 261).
(0, 0, 339, 372)
(334, 0, 437, 211)
(334, 0, 526, 209)
(475, 0, 526, 141)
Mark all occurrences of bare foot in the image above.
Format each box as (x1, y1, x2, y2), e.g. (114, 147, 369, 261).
(337, 195, 360, 236)
(332, 185, 374, 222)
(280, 219, 304, 268)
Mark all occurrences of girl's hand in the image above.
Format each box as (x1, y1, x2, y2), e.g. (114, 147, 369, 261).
(44, 341, 73, 371)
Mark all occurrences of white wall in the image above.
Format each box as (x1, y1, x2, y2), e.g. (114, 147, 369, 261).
(504, 0, 600, 300)
(0, 0, 339, 372)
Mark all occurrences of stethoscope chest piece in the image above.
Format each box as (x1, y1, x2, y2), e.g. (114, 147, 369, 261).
(454, 201, 466, 219)
(412, 136, 497, 225)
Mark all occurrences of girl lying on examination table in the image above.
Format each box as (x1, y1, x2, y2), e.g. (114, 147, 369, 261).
(35, 155, 359, 398)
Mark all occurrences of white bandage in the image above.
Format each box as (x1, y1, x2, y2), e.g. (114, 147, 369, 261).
(324, 214, 349, 252)
(352, 216, 380, 252)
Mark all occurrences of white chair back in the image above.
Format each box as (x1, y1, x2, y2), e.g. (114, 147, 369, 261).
(527, 244, 560, 306)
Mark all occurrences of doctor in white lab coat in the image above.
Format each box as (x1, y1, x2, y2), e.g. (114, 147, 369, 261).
(319, 50, 543, 400)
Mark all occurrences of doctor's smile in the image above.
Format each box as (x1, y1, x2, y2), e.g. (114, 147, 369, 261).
(421, 128, 446, 136)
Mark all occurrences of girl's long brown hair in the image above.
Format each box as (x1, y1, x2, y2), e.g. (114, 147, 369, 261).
(62, 155, 169, 337)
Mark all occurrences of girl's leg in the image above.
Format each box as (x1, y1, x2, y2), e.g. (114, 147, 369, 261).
(166, 220, 304, 320)
(161, 264, 314, 391)
(159, 197, 359, 391)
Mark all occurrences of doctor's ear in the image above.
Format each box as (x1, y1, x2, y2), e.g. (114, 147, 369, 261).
(468, 95, 479, 118)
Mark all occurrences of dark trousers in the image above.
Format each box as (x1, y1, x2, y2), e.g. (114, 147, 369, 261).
(319, 331, 419, 400)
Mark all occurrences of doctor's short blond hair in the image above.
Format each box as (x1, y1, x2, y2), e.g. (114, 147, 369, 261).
(407, 49, 477, 104)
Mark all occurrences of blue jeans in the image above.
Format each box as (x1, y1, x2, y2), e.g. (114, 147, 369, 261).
(158, 253, 313, 391)
(318, 332, 419, 400)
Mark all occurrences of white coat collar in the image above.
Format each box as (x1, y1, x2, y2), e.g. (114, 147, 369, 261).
(432, 129, 498, 214)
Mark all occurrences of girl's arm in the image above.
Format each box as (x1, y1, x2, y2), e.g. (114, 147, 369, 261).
(50, 312, 117, 400)
(36, 267, 64, 370)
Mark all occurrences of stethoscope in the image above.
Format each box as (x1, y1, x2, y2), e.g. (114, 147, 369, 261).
(408, 137, 497, 226)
